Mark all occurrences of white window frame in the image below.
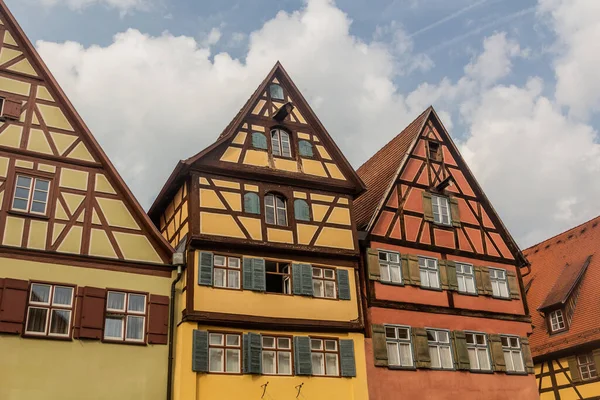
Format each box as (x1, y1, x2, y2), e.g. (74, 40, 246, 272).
(431, 194, 451, 225)
(456, 263, 477, 294)
(103, 291, 147, 343)
(465, 331, 491, 371)
(578, 353, 598, 381)
(501, 335, 525, 373)
(310, 338, 339, 376)
(378, 250, 402, 284)
(549, 309, 566, 332)
(25, 283, 74, 338)
(265, 193, 287, 226)
(419, 256, 440, 289)
(427, 328, 454, 370)
(312, 267, 337, 299)
(213, 255, 241, 290)
(208, 332, 241, 374)
(489, 268, 509, 298)
(261, 336, 293, 376)
(270, 129, 292, 158)
(12, 175, 51, 215)
(384, 325, 414, 368)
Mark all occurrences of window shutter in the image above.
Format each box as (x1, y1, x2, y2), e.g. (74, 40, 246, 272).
(408, 255, 421, 286)
(568, 356, 582, 383)
(73, 286, 106, 340)
(474, 266, 485, 295)
(0, 278, 28, 334)
(452, 331, 471, 370)
(147, 294, 169, 345)
(198, 251, 213, 286)
(507, 271, 520, 300)
(481, 267, 493, 295)
(450, 197, 461, 227)
(294, 336, 313, 375)
(192, 330, 209, 372)
(401, 255, 410, 284)
(520, 337, 535, 374)
(2, 98, 21, 120)
(412, 327, 431, 368)
(340, 339, 357, 377)
(292, 263, 303, 295)
(337, 269, 351, 300)
(252, 258, 266, 292)
(243, 193, 260, 214)
(489, 334, 506, 372)
(592, 350, 600, 378)
(298, 140, 314, 157)
(294, 199, 310, 221)
(372, 324, 389, 367)
(301, 264, 314, 296)
(439, 260, 449, 290)
(243, 257, 254, 290)
(422, 192, 434, 222)
(367, 248, 381, 280)
(244, 333, 262, 374)
(251, 132, 267, 149)
(446, 261, 458, 291)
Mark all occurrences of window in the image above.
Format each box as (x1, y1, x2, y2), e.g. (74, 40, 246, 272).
(270, 129, 292, 158)
(578, 353, 598, 381)
(456, 263, 476, 294)
(243, 192, 260, 214)
(312, 267, 336, 299)
(25, 283, 73, 337)
(262, 336, 292, 375)
(490, 268, 509, 298)
(427, 329, 453, 369)
(428, 141, 440, 160)
(379, 251, 402, 284)
(311, 338, 339, 376)
(104, 291, 147, 343)
(501, 336, 524, 373)
(265, 193, 287, 226)
(298, 140, 314, 157)
(419, 257, 440, 289)
(385, 325, 413, 368)
(465, 332, 491, 371)
(12, 175, 50, 215)
(251, 132, 268, 150)
(270, 84, 284, 100)
(549, 309, 566, 332)
(265, 261, 291, 294)
(213, 255, 241, 289)
(431, 194, 451, 225)
(294, 199, 310, 221)
(209, 333, 241, 373)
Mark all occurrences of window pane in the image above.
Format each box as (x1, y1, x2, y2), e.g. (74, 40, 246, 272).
(385, 327, 397, 339)
(263, 336, 275, 348)
(427, 330, 436, 341)
(214, 268, 226, 287)
(476, 335, 485, 345)
(213, 255, 226, 266)
(324, 269, 335, 279)
(390, 265, 401, 283)
(33, 190, 48, 202)
(15, 187, 30, 199)
(30, 201, 46, 213)
(104, 316, 123, 339)
(503, 351, 513, 371)
(278, 337, 291, 349)
(226, 349, 240, 373)
(210, 333, 223, 345)
(429, 271, 439, 288)
(380, 265, 390, 282)
(398, 328, 409, 340)
(52, 286, 73, 306)
(276, 208, 287, 226)
(512, 351, 524, 372)
(26, 307, 48, 333)
(209, 348, 224, 372)
(126, 315, 144, 340)
(399, 343, 412, 366)
(128, 294, 146, 313)
(12, 198, 28, 210)
(468, 348, 478, 369)
(324, 281, 336, 298)
(49, 309, 70, 335)
(466, 277, 476, 293)
(279, 352, 292, 375)
(313, 280, 324, 298)
(500, 282, 509, 298)
(478, 348, 490, 370)
(420, 270, 428, 287)
(227, 270, 240, 289)
(265, 206, 276, 224)
(437, 331, 449, 343)
(312, 268, 323, 278)
(17, 175, 32, 187)
(387, 342, 400, 365)
(107, 292, 125, 311)
(262, 351, 276, 374)
(325, 353, 339, 376)
(311, 339, 323, 350)
(270, 84, 284, 100)
(35, 179, 49, 191)
(510, 337, 519, 348)
(228, 258, 240, 268)
(324, 340, 337, 351)
(226, 334, 240, 346)
(440, 346, 452, 368)
(429, 346, 441, 368)
(30, 284, 51, 303)
(311, 353, 324, 375)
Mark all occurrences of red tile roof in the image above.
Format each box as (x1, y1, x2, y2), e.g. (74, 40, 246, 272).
(538, 256, 590, 310)
(354, 108, 431, 230)
(524, 215, 600, 358)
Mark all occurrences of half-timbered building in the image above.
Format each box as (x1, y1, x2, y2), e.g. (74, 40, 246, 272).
(149, 62, 370, 399)
(355, 107, 538, 399)
(525, 216, 600, 399)
(0, 2, 175, 399)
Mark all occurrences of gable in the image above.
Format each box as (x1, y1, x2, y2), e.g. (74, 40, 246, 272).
(0, 4, 171, 264)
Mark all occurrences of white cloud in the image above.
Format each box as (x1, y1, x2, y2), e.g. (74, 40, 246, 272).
(36, 0, 149, 14)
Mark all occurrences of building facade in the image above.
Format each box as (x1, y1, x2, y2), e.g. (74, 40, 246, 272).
(525, 216, 600, 399)
(354, 108, 538, 399)
(0, 2, 175, 399)
(149, 63, 370, 399)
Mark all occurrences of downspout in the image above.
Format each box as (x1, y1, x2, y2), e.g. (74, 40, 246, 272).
(166, 264, 182, 400)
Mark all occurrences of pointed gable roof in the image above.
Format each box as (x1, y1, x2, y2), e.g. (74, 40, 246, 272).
(0, 0, 173, 262)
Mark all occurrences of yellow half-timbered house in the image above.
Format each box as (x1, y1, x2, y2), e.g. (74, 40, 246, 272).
(0, 2, 175, 399)
(149, 62, 370, 399)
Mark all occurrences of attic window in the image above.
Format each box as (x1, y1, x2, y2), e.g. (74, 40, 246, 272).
(549, 309, 566, 332)
(428, 141, 440, 161)
(270, 84, 284, 101)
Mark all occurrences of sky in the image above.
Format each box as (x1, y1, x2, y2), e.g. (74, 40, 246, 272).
(6, 0, 600, 249)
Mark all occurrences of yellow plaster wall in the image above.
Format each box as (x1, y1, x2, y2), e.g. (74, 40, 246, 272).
(267, 227, 294, 244)
(274, 157, 299, 172)
(113, 232, 163, 263)
(315, 227, 355, 250)
(243, 149, 269, 167)
(302, 158, 328, 177)
(199, 212, 245, 238)
(96, 198, 140, 230)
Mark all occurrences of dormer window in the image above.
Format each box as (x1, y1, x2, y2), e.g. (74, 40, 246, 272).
(265, 193, 287, 226)
(549, 309, 566, 332)
(271, 129, 291, 158)
(428, 141, 440, 161)
(431, 194, 451, 225)
(270, 84, 284, 101)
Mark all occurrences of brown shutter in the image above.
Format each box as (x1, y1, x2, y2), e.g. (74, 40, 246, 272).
(408, 255, 421, 286)
(73, 287, 106, 340)
(401, 254, 410, 284)
(372, 324, 388, 367)
(446, 261, 459, 291)
(422, 192, 434, 222)
(507, 271, 520, 300)
(367, 248, 381, 281)
(592, 349, 600, 377)
(412, 327, 431, 368)
(520, 337, 534, 374)
(0, 278, 29, 334)
(568, 356, 582, 383)
(450, 197, 461, 227)
(481, 267, 493, 295)
(439, 260, 449, 290)
(489, 334, 506, 372)
(452, 331, 471, 370)
(148, 294, 169, 345)
(2, 98, 21, 120)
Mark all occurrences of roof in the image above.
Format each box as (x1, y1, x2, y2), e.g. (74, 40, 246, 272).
(354, 108, 431, 230)
(524, 215, 600, 358)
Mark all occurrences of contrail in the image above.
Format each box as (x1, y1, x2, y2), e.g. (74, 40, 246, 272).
(410, 0, 494, 38)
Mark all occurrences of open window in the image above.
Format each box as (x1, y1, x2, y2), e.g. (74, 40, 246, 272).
(428, 141, 441, 161)
(265, 261, 291, 294)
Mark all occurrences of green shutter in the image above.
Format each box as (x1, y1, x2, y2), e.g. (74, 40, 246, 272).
(243, 258, 254, 290)
(292, 263, 313, 296)
(408, 255, 421, 286)
(489, 334, 506, 372)
(372, 324, 388, 367)
(294, 336, 312, 375)
(243, 193, 260, 214)
(339, 340, 356, 377)
(292, 263, 303, 295)
(450, 197, 461, 227)
(422, 192, 434, 222)
(520, 337, 534, 374)
(244, 333, 262, 374)
(568, 356, 582, 383)
(412, 328, 431, 368)
(252, 258, 266, 292)
(439, 260, 449, 290)
(367, 248, 381, 281)
(337, 269, 351, 300)
(298, 140, 314, 157)
(593, 349, 600, 377)
(452, 331, 470, 370)
(192, 330, 209, 372)
(294, 199, 310, 221)
(198, 251, 213, 286)
(446, 261, 458, 291)
(507, 271, 520, 300)
(481, 267, 493, 295)
(252, 132, 267, 149)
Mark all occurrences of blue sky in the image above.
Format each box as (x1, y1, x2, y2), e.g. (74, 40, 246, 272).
(7, 0, 600, 248)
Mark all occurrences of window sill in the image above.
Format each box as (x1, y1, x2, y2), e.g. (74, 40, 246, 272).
(212, 285, 242, 291)
(505, 370, 528, 376)
(311, 374, 343, 378)
(8, 209, 50, 221)
(469, 368, 494, 374)
(419, 285, 443, 292)
(388, 365, 416, 371)
(456, 290, 479, 297)
(204, 371, 243, 376)
(491, 295, 512, 302)
(378, 280, 405, 287)
(102, 338, 147, 346)
(22, 333, 72, 341)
